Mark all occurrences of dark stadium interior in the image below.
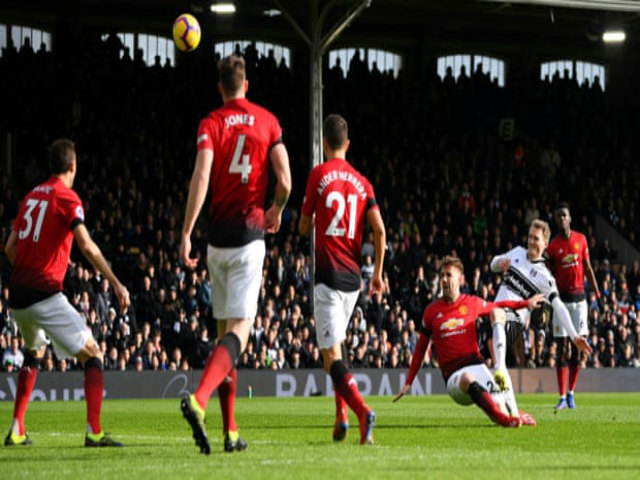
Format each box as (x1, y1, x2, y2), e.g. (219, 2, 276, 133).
(1, 0, 640, 373)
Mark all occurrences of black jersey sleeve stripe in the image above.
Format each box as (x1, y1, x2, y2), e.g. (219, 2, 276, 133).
(365, 198, 378, 211)
(70, 219, 84, 231)
(268, 136, 284, 152)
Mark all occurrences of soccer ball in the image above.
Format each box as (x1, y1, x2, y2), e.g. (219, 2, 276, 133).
(172, 14, 201, 52)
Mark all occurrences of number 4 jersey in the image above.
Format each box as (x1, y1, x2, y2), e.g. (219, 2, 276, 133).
(197, 97, 283, 248)
(301, 157, 378, 291)
(10, 177, 85, 308)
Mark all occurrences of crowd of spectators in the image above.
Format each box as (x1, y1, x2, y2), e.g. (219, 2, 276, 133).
(1, 33, 640, 374)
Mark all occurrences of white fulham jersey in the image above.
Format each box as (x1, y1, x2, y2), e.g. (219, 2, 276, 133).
(491, 246, 559, 325)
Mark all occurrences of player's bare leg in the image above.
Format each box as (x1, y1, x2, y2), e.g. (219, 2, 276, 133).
(322, 344, 375, 445)
(4, 347, 44, 446)
(77, 339, 123, 447)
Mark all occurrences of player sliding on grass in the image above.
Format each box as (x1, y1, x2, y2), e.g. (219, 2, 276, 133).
(179, 55, 291, 455)
(394, 256, 542, 427)
(299, 114, 384, 444)
(489, 219, 593, 416)
(4, 139, 130, 447)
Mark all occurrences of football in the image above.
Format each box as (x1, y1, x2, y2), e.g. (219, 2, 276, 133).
(172, 13, 201, 52)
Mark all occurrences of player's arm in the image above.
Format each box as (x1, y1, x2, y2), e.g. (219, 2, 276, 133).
(394, 323, 430, 402)
(550, 293, 593, 354)
(298, 214, 313, 236)
(298, 167, 316, 236)
(490, 252, 510, 273)
(477, 295, 545, 316)
(4, 229, 17, 264)
(264, 143, 292, 234)
(180, 148, 213, 269)
(583, 249, 601, 298)
(366, 208, 386, 296)
(73, 223, 130, 313)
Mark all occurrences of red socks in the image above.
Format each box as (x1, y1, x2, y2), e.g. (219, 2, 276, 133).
(332, 367, 367, 419)
(334, 390, 348, 423)
(568, 364, 581, 392)
(556, 366, 568, 397)
(218, 368, 238, 434)
(195, 344, 234, 410)
(13, 366, 38, 435)
(84, 362, 104, 434)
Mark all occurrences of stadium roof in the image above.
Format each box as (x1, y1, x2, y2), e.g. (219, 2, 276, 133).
(3, 0, 640, 50)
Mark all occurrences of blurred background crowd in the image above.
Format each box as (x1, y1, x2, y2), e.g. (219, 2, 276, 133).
(1, 35, 639, 373)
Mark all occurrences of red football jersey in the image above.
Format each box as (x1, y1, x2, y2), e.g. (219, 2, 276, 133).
(547, 230, 589, 297)
(197, 98, 283, 247)
(301, 157, 378, 291)
(10, 177, 84, 308)
(421, 294, 490, 380)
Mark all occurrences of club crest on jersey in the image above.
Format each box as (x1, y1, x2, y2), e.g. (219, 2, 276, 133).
(441, 318, 464, 331)
(75, 205, 85, 221)
(574, 242, 580, 251)
(459, 305, 468, 315)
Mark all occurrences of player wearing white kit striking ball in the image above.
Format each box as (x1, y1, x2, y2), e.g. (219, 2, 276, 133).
(299, 114, 385, 445)
(4, 139, 130, 448)
(179, 55, 291, 455)
(490, 219, 593, 418)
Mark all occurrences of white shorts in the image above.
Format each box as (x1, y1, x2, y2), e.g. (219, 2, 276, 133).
(314, 283, 359, 350)
(13, 292, 92, 357)
(207, 240, 265, 320)
(446, 363, 506, 409)
(553, 300, 588, 337)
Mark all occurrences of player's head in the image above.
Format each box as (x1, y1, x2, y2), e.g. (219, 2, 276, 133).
(440, 255, 464, 301)
(217, 54, 248, 99)
(49, 138, 77, 178)
(528, 219, 550, 259)
(553, 201, 571, 231)
(322, 114, 350, 157)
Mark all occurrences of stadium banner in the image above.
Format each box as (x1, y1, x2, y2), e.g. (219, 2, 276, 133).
(0, 368, 639, 401)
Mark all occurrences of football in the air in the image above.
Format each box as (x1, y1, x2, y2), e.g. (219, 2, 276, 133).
(172, 13, 201, 52)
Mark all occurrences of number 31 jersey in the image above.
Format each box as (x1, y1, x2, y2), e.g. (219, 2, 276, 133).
(301, 157, 378, 292)
(197, 98, 283, 248)
(11, 177, 85, 307)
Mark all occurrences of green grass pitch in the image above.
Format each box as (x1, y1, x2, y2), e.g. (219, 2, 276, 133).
(1, 393, 639, 479)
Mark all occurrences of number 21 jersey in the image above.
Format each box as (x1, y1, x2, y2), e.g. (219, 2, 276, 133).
(301, 157, 378, 291)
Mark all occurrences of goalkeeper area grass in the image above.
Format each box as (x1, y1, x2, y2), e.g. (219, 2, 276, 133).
(1, 393, 639, 479)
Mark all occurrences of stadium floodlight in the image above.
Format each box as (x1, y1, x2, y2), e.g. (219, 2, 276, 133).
(210, 3, 236, 14)
(263, 9, 282, 17)
(602, 30, 626, 42)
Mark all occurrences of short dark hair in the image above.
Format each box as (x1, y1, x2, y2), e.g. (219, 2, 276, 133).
(49, 139, 76, 174)
(218, 55, 246, 94)
(323, 114, 348, 150)
(554, 201, 570, 212)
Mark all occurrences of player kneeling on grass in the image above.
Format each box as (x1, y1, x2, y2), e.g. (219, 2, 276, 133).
(393, 256, 542, 427)
(4, 139, 130, 447)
